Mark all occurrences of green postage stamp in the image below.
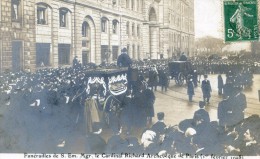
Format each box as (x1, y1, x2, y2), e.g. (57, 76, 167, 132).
(224, 0, 259, 42)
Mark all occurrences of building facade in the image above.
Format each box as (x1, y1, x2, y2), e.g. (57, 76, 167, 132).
(0, 0, 195, 72)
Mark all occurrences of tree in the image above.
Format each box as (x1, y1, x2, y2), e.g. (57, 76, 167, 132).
(195, 36, 226, 54)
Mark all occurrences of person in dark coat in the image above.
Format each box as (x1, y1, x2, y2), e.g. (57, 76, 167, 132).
(218, 74, 224, 95)
(143, 86, 156, 127)
(73, 56, 80, 68)
(179, 52, 188, 61)
(230, 87, 247, 125)
(187, 79, 194, 102)
(193, 101, 210, 127)
(148, 67, 159, 91)
(158, 69, 169, 92)
(117, 48, 132, 67)
(132, 90, 147, 130)
(218, 97, 233, 129)
(201, 75, 212, 103)
(151, 112, 167, 135)
(223, 80, 234, 98)
(120, 90, 134, 134)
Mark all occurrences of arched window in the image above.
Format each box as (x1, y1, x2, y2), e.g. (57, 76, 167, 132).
(149, 7, 157, 21)
(101, 17, 108, 33)
(82, 21, 90, 37)
(37, 3, 48, 25)
(112, 20, 119, 34)
(59, 8, 69, 28)
(12, 0, 21, 21)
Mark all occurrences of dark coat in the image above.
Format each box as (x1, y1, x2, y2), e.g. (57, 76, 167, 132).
(143, 88, 155, 117)
(148, 70, 158, 87)
(158, 70, 169, 86)
(151, 121, 167, 135)
(117, 53, 132, 67)
(218, 98, 233, 126)
(192, 72, 198, 86)
(120, 95, 134, 128)
(201, 80, 212, 98)
(230, 93, 247, 125)
(187, 81, 194, 95)
(218, 75, 224, 89)
(179, 54, 188, 61)
(193, 108, 210, 124)
(132, 92, 146, 128)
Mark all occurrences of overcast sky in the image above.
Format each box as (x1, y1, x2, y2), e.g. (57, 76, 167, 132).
(194, 0, 251, 51)
(194, 0, 222, 39)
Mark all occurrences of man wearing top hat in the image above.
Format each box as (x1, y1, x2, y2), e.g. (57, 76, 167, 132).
(201, 74, 212, 104)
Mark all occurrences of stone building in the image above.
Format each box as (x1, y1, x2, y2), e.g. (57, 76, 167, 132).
(0, 0, 195, 72)
(0, 0, 36, 72)
(159, 0, 194, 58)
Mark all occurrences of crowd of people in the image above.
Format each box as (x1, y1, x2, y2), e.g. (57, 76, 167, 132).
(0, 49, 259, 155)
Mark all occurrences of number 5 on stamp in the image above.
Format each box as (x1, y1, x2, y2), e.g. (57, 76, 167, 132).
(224, 0, 259, 42)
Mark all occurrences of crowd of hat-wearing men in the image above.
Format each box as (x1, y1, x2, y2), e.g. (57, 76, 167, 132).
(0, 49, 259, 155)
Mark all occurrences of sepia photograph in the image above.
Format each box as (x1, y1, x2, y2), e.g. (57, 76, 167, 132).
(0, 0, 259, 158)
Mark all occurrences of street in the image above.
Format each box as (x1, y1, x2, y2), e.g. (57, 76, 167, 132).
(154, 74, 260, 126)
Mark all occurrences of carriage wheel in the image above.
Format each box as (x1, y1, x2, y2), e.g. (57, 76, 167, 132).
(177, 73, 185, 86)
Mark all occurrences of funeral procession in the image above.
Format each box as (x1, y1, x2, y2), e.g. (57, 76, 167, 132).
(0, 0, 260, 157)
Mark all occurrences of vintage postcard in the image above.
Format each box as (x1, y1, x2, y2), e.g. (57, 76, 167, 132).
(0, 0, 259, 159)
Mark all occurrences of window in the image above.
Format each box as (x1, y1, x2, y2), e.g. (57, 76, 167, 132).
(132, 23, 135, 36)
(131, 0, 135, 10)
(60, 8, 68, 27)
(112, 0, 116, 5)
(58, 44, 70, 65)
(37, 4, 47, 25)
(101, 18, 107, 33)
(126, 22, 130, 35)
(137, 25, 140, 37)
(112, 20, 118, 34)
(82, 21, 89, 37)
(11, 0, 21, 21)
(36, 43, 50, 67)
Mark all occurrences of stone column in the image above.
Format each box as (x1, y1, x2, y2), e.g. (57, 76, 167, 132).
(150, 25, 159, 59)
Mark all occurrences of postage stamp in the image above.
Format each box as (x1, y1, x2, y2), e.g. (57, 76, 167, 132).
(224, 0, 259, 42)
